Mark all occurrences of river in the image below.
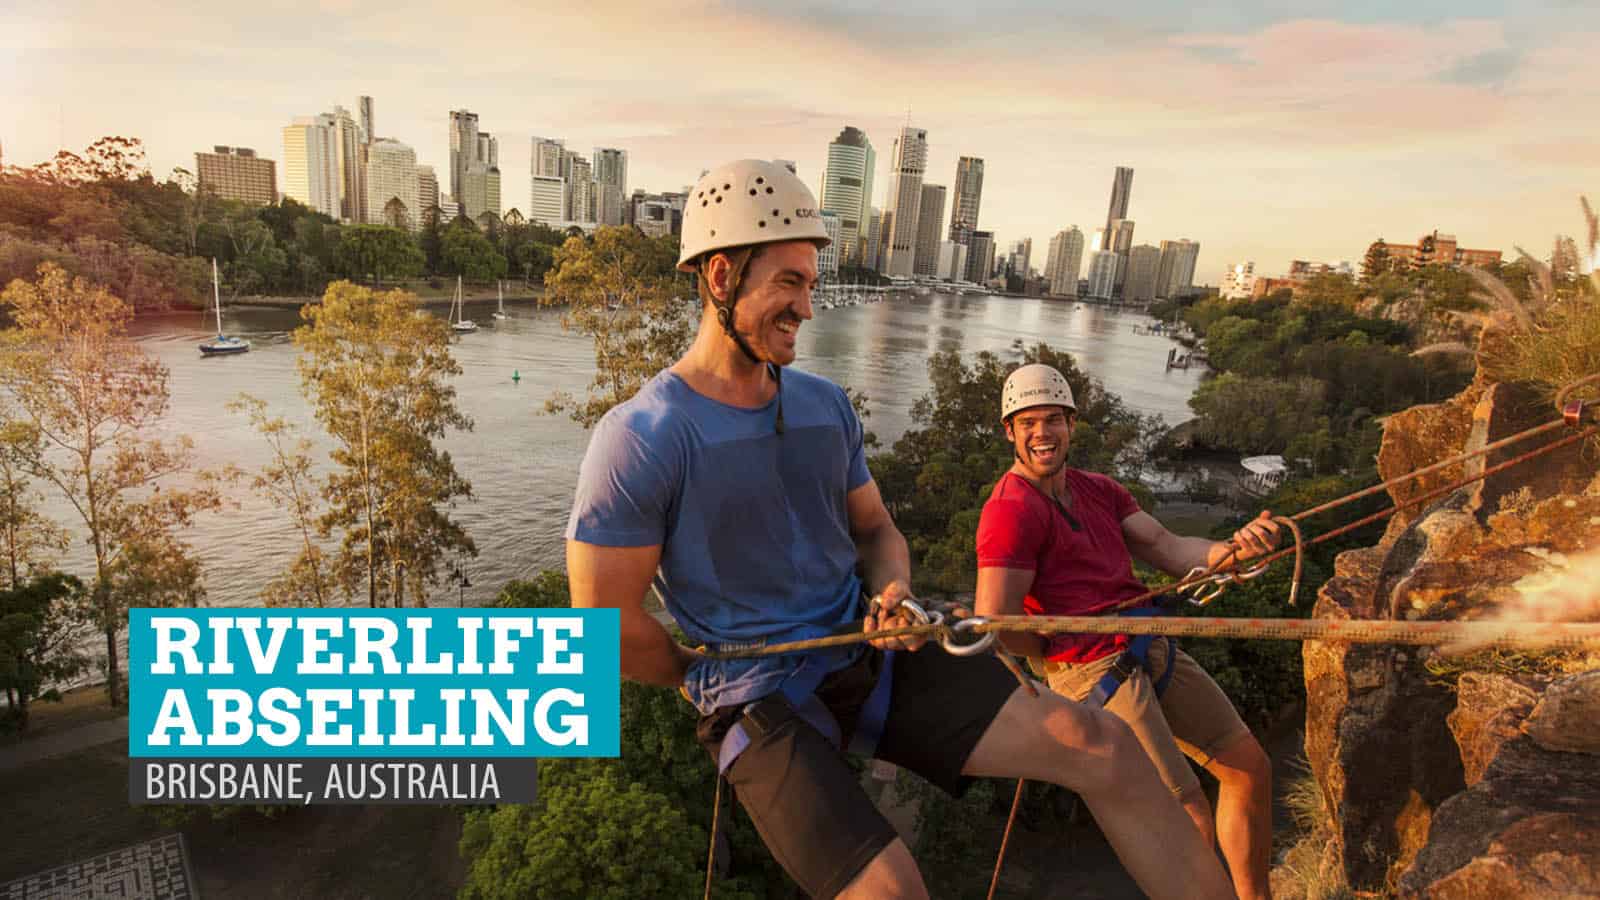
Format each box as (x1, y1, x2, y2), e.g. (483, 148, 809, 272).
(45, 291, 1202, 610)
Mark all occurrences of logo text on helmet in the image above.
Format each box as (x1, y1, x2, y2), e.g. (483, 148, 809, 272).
(794, 208, 818, 218)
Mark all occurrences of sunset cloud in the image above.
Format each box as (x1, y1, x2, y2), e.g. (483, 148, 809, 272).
(2, 1, 1596, 280)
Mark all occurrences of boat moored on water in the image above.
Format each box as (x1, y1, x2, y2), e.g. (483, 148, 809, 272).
(199, 258, 251, 356)
(451, 276, 478, 333)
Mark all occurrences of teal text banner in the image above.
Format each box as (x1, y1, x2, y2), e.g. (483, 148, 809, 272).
(128, 608, 620, 758)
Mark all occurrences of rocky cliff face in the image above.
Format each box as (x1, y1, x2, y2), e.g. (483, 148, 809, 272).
(1287, 379, 1600, 897)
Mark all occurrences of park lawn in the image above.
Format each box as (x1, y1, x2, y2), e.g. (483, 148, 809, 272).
(0, 742, 465, 898)
(0, 685, 125, 747)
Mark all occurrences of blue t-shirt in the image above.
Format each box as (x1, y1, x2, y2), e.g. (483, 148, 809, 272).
(565, 367, 873, 713)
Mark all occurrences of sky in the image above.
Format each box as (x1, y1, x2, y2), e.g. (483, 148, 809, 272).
(3, 0, 1598, 282)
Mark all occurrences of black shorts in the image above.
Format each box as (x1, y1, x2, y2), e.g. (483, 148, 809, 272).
(696, 646, 1022, 898)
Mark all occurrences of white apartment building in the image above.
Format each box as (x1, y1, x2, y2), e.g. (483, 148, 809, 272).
(281, 114, 340, 218)
(1045, 227, 1085, 297)
(1087, 250, 1120, 299)
(882, 125, 928, 277)
(818, 212, 842, 276)
(1221, 261, 1257, 299)
(820, 127, 875, 267)
(364, 138, 420, 230)
(1125, 244, 1163, 302)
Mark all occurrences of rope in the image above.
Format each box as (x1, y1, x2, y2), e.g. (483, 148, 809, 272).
(989, 778, 1028, 900)
(703, 774, 723, 900)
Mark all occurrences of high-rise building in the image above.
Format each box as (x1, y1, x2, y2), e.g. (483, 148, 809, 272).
(281, 114, 340, 218)
(968, 230, 996, 283)
(450, 110, 499, 220)
(864, 207, 885, 272)
(1107, 218, 1136, 289)
(818, 213, 842, 276)
(194, 146, 277, 206)
(358, 96, 374, 145)
(1104, 166, 1133, 246)
(592, 148, 628, 226)
(948, 156, 984, 245)
(364, 138, 419, 231)
(883, 125, 928, 277)
(331, 105, 363, 223)
(937, 241, 967, 281)
(1045, 227, 1085, 297)
(913, 184, 946, 277)
(1087, 251, 1120, 299)
(1378, 231, 1502, 270)
(1008, 238, 1032, 278)
(820, 126, 875, 268)
(416, 165, 439, 221)
(1125, 244, 1162, 302)
(564, 152, 593, 224)
(1156, 239, 1201, 298)
(530, 136, 567, 225)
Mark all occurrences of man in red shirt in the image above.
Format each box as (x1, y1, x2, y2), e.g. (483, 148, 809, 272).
(975, 363, 1279, 900)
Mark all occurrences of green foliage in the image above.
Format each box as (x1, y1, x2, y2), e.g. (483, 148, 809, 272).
(495, 571, 571, 609)
(337, 225, 426, 284)
(440, 219, 510, 282)
(0, 572, 91, 729)
(1360, 239, 1391, 283)
(294, 281, 476, 607)
(541, 227, 693, 427)
(460, 766, 710, 900)
(1189, 374, 1326, 455)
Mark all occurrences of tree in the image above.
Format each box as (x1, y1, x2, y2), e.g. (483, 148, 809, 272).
(336, 225, 425, 285)
(229, 395, 336, 607)
(0, 264, 222, 704)
(1361, 239, 1392, 283)
(0, 419, 68, 589)
(439, 219, 508, 282)
(418, 205, 444, 274)
(0, 573, 92, 728)
(1188, 373, 1327, 454)
(294, 281, 476, 608)
(540, 227, 693, 426)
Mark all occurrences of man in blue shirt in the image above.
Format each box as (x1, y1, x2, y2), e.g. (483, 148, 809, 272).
(566, 159, 1229, 899)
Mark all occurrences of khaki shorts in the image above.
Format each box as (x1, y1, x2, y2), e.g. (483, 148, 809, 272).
(1045, 638, 1250, 798)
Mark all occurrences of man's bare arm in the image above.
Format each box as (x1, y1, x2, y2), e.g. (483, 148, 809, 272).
(567, 539, 695, 688)
(847, 478, 933, 652)
(1122, 509, 1281, 578)
(974, 566, 1049, 658)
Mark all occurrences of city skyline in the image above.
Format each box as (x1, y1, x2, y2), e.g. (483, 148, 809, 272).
(3, 2, 1598, 281)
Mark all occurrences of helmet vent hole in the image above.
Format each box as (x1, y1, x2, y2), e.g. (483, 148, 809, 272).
(748, 188, 757, 196)
(783, 218, 791, 225)
(755, 177, 764, 184)
(771, 209, 779, 216)
(701, 200, 707, 207)
(715, 196, 723, 204)
(723, 183, 731, 190)
(758, 221, 766, 228)
(765, 187, 774, 194)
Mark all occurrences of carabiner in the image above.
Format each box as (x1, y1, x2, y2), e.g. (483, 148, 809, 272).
(941, 615, 997, 657)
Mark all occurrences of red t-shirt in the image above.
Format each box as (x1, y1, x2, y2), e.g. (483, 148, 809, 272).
(976, 469, 1149, 663)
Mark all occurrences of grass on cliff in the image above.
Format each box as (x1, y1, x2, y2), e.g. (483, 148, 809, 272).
(1423, 646, 1598, 687)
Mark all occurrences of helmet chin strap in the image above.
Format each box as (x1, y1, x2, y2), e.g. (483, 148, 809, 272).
(709, 257, 784, 435)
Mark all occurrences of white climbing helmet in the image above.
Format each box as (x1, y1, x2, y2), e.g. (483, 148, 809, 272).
(1002, 363, 1077, 422)
(676, 159, 832, 272)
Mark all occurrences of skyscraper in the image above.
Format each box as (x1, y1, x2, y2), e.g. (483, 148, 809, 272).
(564, 151, 593, 224)
(913, 184, 946, 277)
(450, 110, 499, 220)
(364, 138, 419, 230)
(1087, 250, 1120, 299)
(1156, 239, 1201, 298)
(948, 156, 984, 244)
(1045, 227, 1085, 297)
(1107, 218, 1136, 290)
(864, 207, 885, 273)
(1104, 166, 1133, 246)
(592, 148, 628, 226)
(818, 213, 842, 276)
(530, 136, 566, 225)
(820, 126, 875, 268)
(416, 165, 439, 220)
(359, 96, 374, 144)
(281, 114, 340, 218)
(1008, 238, 1032, 278)
(967, 230, 996, 283)
(883, 125, 928, 277)
(331, 105, 363, 223)
(195, 146, 276, 206)
(1125, 244, 1162, 302)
